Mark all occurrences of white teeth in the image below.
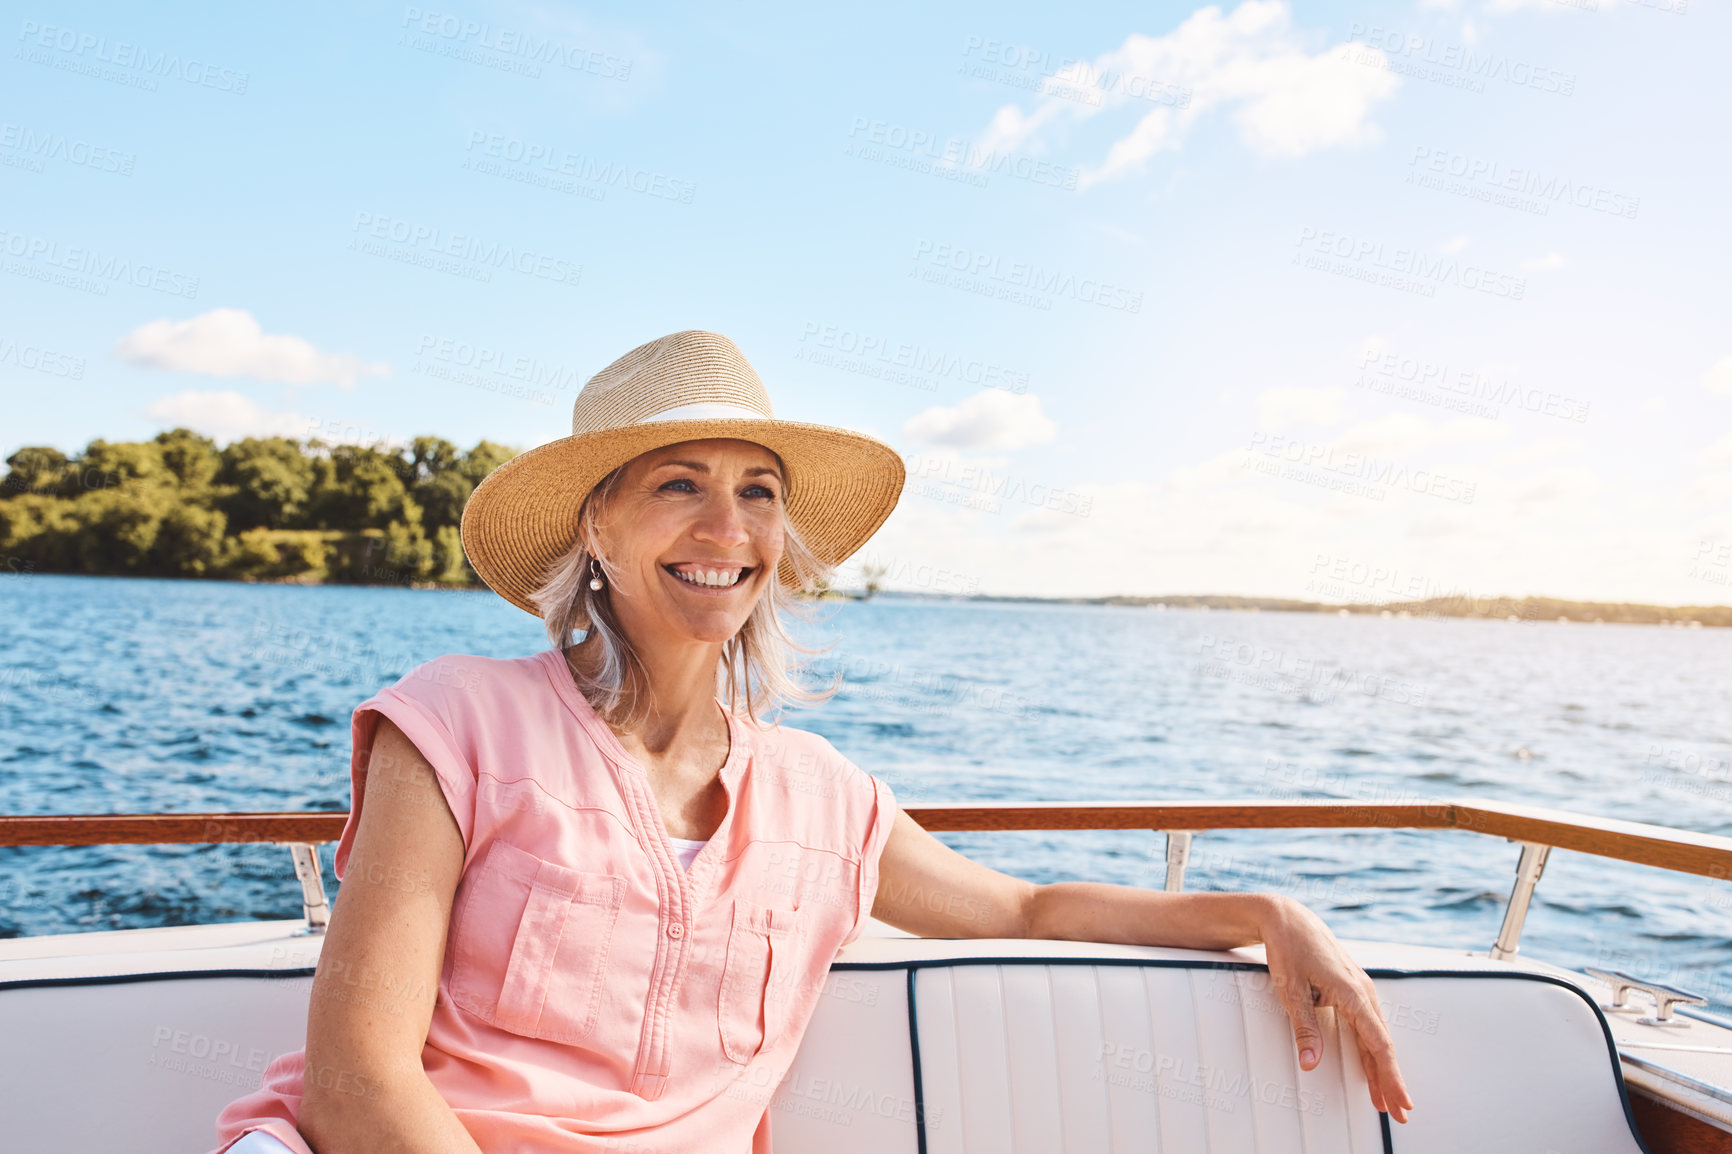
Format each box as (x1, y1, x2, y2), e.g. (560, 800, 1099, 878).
(673, 566, 744, 589)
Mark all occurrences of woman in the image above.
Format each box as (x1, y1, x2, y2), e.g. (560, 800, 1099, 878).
(211, 330, 1413, 1153)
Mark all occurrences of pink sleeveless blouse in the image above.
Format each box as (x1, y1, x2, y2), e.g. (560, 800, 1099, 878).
(209, 649, 898, 1153)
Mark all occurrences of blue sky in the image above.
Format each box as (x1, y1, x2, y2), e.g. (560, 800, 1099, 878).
(4, 0, 1729, 603)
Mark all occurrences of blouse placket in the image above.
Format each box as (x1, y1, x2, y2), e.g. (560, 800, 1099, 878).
(540, 650, 750, 1101)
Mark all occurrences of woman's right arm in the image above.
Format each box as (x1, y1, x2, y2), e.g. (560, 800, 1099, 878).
(296, 715, 484, 1154)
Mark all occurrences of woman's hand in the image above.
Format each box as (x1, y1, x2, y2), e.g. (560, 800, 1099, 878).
(1257, 895, 1415, 1124)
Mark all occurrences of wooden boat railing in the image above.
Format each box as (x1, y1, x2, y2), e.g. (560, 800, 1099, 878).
(4, 799, 1731, 964)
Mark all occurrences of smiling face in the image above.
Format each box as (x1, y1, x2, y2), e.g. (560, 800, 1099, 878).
(589, 438, 787, 649)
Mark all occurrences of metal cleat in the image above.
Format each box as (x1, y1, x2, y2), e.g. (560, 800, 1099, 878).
(1585, 968, 1707, 1026)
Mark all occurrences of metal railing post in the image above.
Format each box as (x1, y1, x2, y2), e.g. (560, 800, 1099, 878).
(1164, 830, 1194, 893)
(1490, 840, 1550, 960)
(282, 842, 330, 934)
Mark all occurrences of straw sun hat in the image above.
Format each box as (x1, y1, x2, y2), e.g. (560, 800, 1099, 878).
(459, 329, 907, 618)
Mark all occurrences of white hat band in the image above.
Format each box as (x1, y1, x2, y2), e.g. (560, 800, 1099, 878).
(638, 402, 768, 423)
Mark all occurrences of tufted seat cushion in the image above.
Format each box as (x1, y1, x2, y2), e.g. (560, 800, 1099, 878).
(771, 938, 1651, 1154)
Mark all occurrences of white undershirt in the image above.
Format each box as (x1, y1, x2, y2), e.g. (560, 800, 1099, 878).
(667, 836, 707, 871)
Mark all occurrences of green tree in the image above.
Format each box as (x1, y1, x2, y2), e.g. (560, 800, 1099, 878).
(377, 520, 435, 583)
(154, 428, 222, 490)
(2, 446, 71, 496)
(861, 561, 888, 599)
(79, 439, 170, 491)
(150, 503, 229, 576)
(410, 436, 461, 480)
(308, 444, 420, 530)
(456, 440, 517, 487)
(217, 437, 316, 530)
(70, 485, 167, 572)
(0, 430, 517, 588)
(414, 470, 470, 530)
(0, 493, 79, 569)
(431, 524, 469, 584)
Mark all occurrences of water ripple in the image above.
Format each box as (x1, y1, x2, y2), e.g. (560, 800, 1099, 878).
(1, 576, 1729, 1010)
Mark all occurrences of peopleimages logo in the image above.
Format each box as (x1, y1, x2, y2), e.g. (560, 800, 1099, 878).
(0, 225, 200, 298)
(1406, 147, 1640, 219)
(15, 20, 250, 93)
(958, 36, 1193, 109)
(1343, 23, 1575, 95)
(1358, 345, 1590, 423)
(1293, 228, 1526, 301)
(796, 322, 1030, 394)
(845, 116, 1080, 190)
(462, 131, 695, 204)
(1245, 431, 1477, 505)
(910, 239, 1143, 313)
(0, 336, 85, 378)
(0, 123, 135, 175)
(415, 334, 585, 390)
(349, 212, 582, 287)
(398, 7, 632, 80)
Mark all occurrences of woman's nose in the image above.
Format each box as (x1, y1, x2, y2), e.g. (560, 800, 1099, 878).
(690, 493, 751, 547)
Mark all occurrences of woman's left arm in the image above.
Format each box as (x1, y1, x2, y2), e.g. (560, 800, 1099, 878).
(870, 810, 1415, 1124)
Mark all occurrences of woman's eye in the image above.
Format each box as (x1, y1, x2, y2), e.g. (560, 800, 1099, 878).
(660, 478, 698, 493)
(743, 484, 778, 501)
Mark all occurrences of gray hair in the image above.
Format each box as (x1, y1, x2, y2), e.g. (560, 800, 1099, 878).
(529, 459, 836, 728)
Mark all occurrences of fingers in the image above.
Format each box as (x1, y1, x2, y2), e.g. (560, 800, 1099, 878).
(1258, 903, 1417, 1125)
(1273, 970, 1326, 1071)
(1278, 966, 1416, 1124)
(1338, 980, 1414, 1124)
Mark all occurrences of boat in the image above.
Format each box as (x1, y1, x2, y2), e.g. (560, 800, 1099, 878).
(3, 798, 1730, 1152)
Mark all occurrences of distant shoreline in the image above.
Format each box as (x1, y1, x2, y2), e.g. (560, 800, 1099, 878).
(868, 590, 1731, 628)
(12, 569, 1729, 627)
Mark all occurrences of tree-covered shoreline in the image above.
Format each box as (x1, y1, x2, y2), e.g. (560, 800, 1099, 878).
(1, 430, 515, 587)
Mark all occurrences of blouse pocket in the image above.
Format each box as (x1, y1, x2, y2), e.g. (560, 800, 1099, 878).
(717, 899, 800, 1064)
(449, 839, 626, 1043)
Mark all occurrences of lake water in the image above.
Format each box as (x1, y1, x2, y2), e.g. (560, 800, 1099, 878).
(3, 573, 1730, 1012)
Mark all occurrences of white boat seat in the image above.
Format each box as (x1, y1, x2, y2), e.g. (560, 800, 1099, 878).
(0, 962, 319, 1153)
(0, 926, 1651, 1153)
(774, 940, 1652, 1153)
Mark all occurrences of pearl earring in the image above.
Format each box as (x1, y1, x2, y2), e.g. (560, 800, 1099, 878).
(588, 560, 605, 592)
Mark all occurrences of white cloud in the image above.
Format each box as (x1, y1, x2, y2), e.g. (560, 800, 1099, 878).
(1493, 438, 1583, 468)
(974, 1, 1400, 189)
(1095, 221, 1148, 246)
(866, 409, 1686, 601)
(1500, 466, 1600, 507)
(115, 308, 391, 389)
(1692, 433, 1732, 505)
(1257, 386, 1346, 429)
(1484, 0, 1577, 11)
(1519, 252, 1565, 271)
(1357, 334, 1391, 364)
(903, 389, 1059, 450)
(1704, 431, 1732, 470)
(1332, 412, 1508, 458)
(143, 390, 313, 443)
(1440, 235, 1470, 254)
(1702, 354, 1732, 396)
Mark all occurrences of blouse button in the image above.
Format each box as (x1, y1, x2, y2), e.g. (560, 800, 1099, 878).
(667, 923, 685, 939)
